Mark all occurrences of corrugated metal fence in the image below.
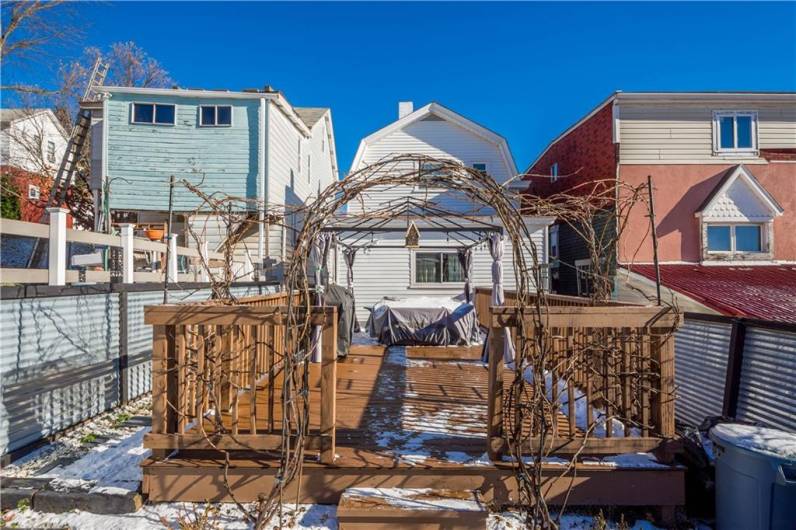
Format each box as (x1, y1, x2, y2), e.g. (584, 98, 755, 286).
(675, 313, 796, 432)
(0, 282, 279, 457)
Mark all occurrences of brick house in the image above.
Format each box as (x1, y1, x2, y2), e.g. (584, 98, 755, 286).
(524, 91, 796, 321)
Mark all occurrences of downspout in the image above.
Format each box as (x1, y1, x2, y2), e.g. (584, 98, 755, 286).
(258, 97, 267, 263)
(611, 97, 621, 299)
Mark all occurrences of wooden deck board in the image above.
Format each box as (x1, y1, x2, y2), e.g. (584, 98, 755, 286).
(145, 341, 684, 508)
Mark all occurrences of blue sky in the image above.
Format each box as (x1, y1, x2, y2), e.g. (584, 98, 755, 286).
(6, 1, 795, 173)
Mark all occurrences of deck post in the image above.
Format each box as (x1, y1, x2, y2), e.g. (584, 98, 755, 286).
(487, 324, 505, 461)
(320, 307, 337, 464)
(151, 324, 171, 459)
(46, 207, 67, 286)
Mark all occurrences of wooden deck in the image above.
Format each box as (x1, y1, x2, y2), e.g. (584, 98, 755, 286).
(142, 341, 684, 510)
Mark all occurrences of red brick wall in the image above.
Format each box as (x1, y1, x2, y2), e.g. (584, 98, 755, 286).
(522, 101, 617, 200)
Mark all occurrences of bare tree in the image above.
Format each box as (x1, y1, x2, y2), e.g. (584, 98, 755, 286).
(0, 0, 74, 94)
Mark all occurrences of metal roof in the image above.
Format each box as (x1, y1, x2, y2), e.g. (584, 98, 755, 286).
(631, 264, 796, 323)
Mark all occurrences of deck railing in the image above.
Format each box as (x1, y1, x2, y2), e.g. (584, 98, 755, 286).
(482, 294, 681, 460)
(143, 291, 338, 464)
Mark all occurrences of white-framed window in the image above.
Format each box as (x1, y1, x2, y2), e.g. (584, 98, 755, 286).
(550, 162, 559, 182)
(416, 161, 447, 193)
(27, 184, 40, 200)
(473, 162, 487, 173)
(713, 111, 758, 155)
(705, 223, 765, 254)
(199, 105, 232, 127)
(46, 141, 56, 163)
(574, 258, 592, 297)
(549, 225, 559, 263)
(131, 103, 176, 125)
(412, 250, 464, 285)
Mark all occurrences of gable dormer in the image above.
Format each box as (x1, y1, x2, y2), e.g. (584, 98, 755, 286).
(695, 165, 784, 262)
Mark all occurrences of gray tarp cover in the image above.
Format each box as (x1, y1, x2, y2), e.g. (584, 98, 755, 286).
(324, 284, 355, 357)
(366, 298, 480, 346)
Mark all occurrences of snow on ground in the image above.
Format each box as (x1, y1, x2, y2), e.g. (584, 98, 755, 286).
(4, 503, 337, 530)
(488, 511, 665, 530)
(342, 487, 484, 511)
(6, 504, 667, 530)
(2, 396, 151, 481)
(523, 366, 640, 438)
(711, 423, 796, 459)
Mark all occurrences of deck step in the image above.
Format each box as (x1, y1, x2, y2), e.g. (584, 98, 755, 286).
(337, 487, 487, 530)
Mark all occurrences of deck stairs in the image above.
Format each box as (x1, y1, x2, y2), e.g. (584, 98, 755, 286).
(337, 488, 487, 530)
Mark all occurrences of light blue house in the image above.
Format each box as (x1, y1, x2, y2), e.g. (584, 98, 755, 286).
(84, 86, 338, 265)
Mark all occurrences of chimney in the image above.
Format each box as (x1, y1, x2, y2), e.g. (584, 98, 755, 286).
(398, 101, 414, 119)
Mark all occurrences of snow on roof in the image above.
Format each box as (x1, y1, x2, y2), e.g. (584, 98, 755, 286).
(631, 264, 796, 323)
(711, 423, 796, 460)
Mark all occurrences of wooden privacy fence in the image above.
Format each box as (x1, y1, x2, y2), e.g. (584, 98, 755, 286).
(484, 300, 681, 460)
(142, 291, 339, 464)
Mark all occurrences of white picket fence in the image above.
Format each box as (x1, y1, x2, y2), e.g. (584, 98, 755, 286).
(0, 207, 253, 285)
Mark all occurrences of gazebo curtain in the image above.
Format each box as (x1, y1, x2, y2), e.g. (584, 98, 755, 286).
(457, 247, 473, 304)
(489, 233, 516, 364)
(342, 247, 360, 332)
(311, 233, 334, 362)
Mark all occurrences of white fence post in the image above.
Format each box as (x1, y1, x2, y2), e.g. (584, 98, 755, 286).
(119, 223, 135, 284)
(167, 234, 178, 283)
(47, 207, 67, 286)
(199, 241, 209, 282)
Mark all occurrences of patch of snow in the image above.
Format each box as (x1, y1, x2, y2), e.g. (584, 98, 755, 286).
(487, 511, 664, 530)
(351, 332, 380, 346)
(38, 427, 151, 493)
(6, 503, 337, 530)
(711, 423, 796, 460)
(523, 366, 640, 438)
(444, 451, 492, 466)
(343, 487, 483, 512)
(582, 452, 669, 469)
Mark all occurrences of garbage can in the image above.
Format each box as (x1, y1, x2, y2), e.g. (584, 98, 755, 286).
(710, 423, 796, 530)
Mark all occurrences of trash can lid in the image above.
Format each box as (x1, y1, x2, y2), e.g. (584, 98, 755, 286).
(710, 423, 796, 461)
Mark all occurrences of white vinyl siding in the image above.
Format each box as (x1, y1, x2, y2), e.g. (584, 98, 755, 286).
(350, 118, 512, 214)
(337, 225, 547, 323)
(618, 103, 796, 164)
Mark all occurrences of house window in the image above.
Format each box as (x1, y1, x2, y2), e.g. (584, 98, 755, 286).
(132, 103, 176, 125)
(414, 251, 464, 284)
(549, 225, 559, 263)
(574, 258, 592, 297)
(27, 184, 40, 200)
(473, 163, 487, 173)
(550, 162, 559, 182)
(706, 224, 763, 253)
(713, 111, 757, 154)
(417, 161, 447, 192)
(199, 105, 232, 127)
(46, 141, 56, 163)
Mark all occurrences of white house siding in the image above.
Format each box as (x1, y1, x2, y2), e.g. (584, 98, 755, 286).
(350, 118, 513, 215)
(0, 112, 67, 175)
(336, 224, 547, 323)
(266, 103, 335, 260)
(618, 102, 796, 164)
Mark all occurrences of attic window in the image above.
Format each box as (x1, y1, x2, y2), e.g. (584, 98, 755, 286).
(132, 103, 175, 125)
(550, 162, 559, 182)
(199, 105, 232, 127)
(706, 224, 763, 253)
(713, 111, 757, 155)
